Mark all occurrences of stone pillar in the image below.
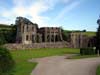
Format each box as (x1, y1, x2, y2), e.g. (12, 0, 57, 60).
(38, 34, 42, 43)
(80, 33, 83, 48)
(45, 28, 47, 42)
(54, 32, 55, 43)
(59, 28, 63, 41)
(57, 35, 59, 42)
(49, 28, 51, 43)
(40, 34, 42, 43)
(33, 35, 36, 43)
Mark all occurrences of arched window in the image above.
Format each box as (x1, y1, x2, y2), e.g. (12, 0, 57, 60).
(26, 35, 28, 41)
(23, 25, 24, 32)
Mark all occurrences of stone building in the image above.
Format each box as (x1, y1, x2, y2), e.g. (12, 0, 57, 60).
(15, 16, 95, 49)
(16, 17, 63, 44)
(70, 32, 89, 48)
(16, 17, 38, 44)
(39, 27, 63, 42)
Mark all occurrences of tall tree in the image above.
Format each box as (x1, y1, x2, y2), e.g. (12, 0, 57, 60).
(96, 17, 100, 54)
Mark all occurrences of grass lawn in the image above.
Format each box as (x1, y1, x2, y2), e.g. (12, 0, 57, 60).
(83, 32, 96, 37)
(97, 65, 100, 75)
(10, 48, 79, 75)
(70, 55, 99, 59)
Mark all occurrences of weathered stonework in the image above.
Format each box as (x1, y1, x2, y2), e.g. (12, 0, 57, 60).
(4, 17, 95, 50)
(16, 17, 63, 44)
(4, 42, 69, 50)
(70, 32, 89, 48)
(16, 17, 38, 44)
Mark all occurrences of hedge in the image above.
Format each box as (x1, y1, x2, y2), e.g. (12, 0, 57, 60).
(80, 47, 95, 55)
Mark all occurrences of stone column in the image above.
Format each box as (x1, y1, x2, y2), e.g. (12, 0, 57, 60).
(33, 35, 36, 43)
(59, 28, 63, 41)
(45, 28, 48, 42)
(39, 34, 42, 43)
(49, 28, 51, 43)
(57, 35, 59, 42)
(54, 31, 55, 43)
(40, 34, 42, 43)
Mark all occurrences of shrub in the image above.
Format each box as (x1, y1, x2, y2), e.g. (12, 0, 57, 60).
(0, 34, 6, 45)
(80, 47, 95, 55)
(0, 47, 15, 74)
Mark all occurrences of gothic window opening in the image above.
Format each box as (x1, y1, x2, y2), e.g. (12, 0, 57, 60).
(26, 35, 29, 41)
(23, 26, 24, 32)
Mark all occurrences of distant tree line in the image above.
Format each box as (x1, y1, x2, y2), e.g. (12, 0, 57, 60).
(0, 24, 15, 74)
(0, 24, 17, 45)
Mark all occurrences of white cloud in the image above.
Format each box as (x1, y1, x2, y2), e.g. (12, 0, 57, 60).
(0, 0, 83, 27)
(0, 0, 59, 27)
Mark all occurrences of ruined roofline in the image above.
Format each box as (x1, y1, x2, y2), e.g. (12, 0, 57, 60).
(16, 16, 62, 29)
(16, 16, 39, 28)
(16, 16, 37, 25)
(40, 27, 60, 29)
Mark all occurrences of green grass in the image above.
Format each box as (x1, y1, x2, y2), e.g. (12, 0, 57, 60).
(70, 54, 99, 59)
(83, 32, 96, 37)
(97, 65, 100, 75)
(10, 48, 79, 75)
(64, 30, 96, 37)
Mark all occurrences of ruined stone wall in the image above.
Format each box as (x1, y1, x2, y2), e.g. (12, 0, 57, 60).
(16, 17, 63, 44)
(4, 42, 69, 50)
(39, 27, 63, 42)
(70, 32, 89, 48)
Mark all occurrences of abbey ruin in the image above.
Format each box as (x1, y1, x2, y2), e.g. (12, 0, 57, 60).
(4, 17, 95, 50)
(16, 17, 63, 44)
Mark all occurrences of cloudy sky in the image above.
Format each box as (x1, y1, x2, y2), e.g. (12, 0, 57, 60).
(0, 0, 100, 31)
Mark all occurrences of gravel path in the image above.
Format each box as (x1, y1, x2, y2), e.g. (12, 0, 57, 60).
(30, 55, 100, 75)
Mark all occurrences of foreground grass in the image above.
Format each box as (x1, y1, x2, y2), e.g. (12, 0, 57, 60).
(70, 55, 99, 59)
(97, 65, 100, 75)
(10, 48, 79, 75)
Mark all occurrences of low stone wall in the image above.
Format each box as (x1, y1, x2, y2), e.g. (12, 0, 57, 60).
(4, 42, 69, 50)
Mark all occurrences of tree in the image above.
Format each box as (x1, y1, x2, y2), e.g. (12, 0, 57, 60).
(62, 30, 71, 42)
(0, 24, 17, 44)
(0, 47, 15, 74)
(82, 29, 86, 32)
(0, 33, 6, 45)
(95, 17, 100, 54)
(0, 24, 16, 74)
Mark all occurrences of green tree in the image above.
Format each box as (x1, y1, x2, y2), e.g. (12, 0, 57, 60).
(0, 24, 17, 44)
(0, 33, 6, 45)
(62, 30, 71, 42)
(0, 47, 15, 75)
(95, 17, 100, 54)
(0, 24, 15, 74)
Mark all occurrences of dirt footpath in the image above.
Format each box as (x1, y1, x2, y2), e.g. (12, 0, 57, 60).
(30, 55, 100, 75)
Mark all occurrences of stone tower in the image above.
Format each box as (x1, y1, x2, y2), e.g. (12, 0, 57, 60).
(16, 17, 38, 44)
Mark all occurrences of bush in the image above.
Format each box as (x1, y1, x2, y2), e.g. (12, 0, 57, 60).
(80, 48, 95, 55)
(0, 34, 6, 45)
(0, 47, 15, 74)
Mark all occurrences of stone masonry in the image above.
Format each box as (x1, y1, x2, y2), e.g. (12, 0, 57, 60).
(16, 17, 63, 44)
